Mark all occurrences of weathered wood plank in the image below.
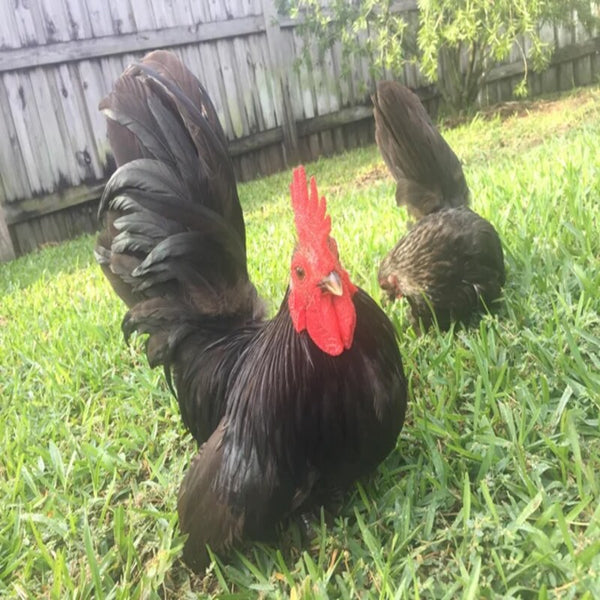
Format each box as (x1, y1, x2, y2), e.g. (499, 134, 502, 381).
(74, 60, 113, 169)
(0, 1, 21, 49)
(228, 127, 283, 156)
(0, 77, 32, 201)
(13, 0, 47, 47)
(202, 1, 250, 139)
(255, 35, 278, 129)
(592, 52, 600, 82)
(128, 0, 156, 32)
(61, 0, 94, 40)
(232, 36, 259, 134)
(280, 27, 304, 121)
(3, 71, 54, 193)
(11, 200, 98, 255)
(541, 65, 559, 94)
(237, 0, 260, 18)
(0, 202, 16, 262)
(323, 44, 341, 112)
(4, 182, 105, 225)
(485, 38, 600, 84)
(87, 0, 117, 37)
(30, 67, 79, 186)
(331, 39, 350, 108)
(217, 42, 246, 138)
(228, 0, 247, 19)
(297, 105, 372, 137)
(575, 54, 592, 86)
(291, 29, 322, 157)
(151, 0, 184, 29)
(185, 2, 235, 136)
(106, 0, 137, 35)
(292, 29, 316, 119)
(559, 61, 575, 91)
(63, 62, 105, 181)
(40, 0, 71, 43)
(49, 65, 98, 182)
(0, 16, 266, 73)
(260, 0, 298, 162)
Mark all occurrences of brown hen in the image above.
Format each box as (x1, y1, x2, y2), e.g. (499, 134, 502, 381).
(373, 81, 505, 331)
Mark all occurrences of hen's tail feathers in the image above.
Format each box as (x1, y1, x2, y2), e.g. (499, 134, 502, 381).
(372, 81, 470, 220)
(96, 50, 263, 365)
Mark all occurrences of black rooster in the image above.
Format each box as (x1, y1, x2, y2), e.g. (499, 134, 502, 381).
(373, 81, 505, 331)
(96, 51, 407, 572)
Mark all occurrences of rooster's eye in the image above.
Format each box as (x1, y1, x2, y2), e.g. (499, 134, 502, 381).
(295, 266, 305, 280)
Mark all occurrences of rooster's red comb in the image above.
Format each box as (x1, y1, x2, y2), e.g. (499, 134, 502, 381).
(290, 166, 331, 246)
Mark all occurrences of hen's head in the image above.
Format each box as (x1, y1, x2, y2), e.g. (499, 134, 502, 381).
(288, 166, 357, 356)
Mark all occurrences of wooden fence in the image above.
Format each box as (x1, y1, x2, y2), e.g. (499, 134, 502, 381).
(0, 0, 599, 261)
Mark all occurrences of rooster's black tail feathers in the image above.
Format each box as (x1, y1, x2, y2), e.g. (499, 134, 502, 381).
(96, 50, 262, 366)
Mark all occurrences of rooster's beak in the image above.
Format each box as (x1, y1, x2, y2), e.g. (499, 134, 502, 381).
(318, 271, 343, 296)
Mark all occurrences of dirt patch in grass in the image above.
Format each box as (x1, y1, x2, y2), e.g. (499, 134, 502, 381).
(327, 163, 392, 196)
(443, 85, 600, 128)
(354, 163, 391, 186)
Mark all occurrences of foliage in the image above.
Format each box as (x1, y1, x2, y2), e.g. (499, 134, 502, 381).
(283, 0, 599, 112)
(1, 86, 600, 597)
(418, 0, 598, 110)
(281, 0, 412, 77)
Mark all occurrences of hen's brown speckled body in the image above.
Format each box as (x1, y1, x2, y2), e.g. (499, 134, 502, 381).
(378, 207, 505, 331)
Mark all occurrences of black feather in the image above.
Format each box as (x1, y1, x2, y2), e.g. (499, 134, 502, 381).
(97, 51, 407, 573)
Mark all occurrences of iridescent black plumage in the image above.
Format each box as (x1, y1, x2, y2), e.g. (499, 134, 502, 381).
(96, 51, 407, 571)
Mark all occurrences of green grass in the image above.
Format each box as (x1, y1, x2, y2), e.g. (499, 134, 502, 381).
(1, 85, 600, 599)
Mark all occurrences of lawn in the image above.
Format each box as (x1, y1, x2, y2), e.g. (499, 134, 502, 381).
(1, 86, 599, 599)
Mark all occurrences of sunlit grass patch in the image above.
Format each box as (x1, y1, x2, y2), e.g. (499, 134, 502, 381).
(1, 86, 599, 598)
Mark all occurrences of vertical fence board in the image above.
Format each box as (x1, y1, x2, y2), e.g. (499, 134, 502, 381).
(14, 0, 47, 46)
(261, 0, 298, 162)
(0, 203, 15, 261)
(61, 0, 94, 40)
(3, 72, 46, 193)
(0, 78, 32, 201)
(40, 0, 71, 43)
(128, 0, 156, 32)
(106, 0, 137, 35)
(75, 60, 112, 167)
(0, 1, 21, 48)
(86, 0, 116, 37)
